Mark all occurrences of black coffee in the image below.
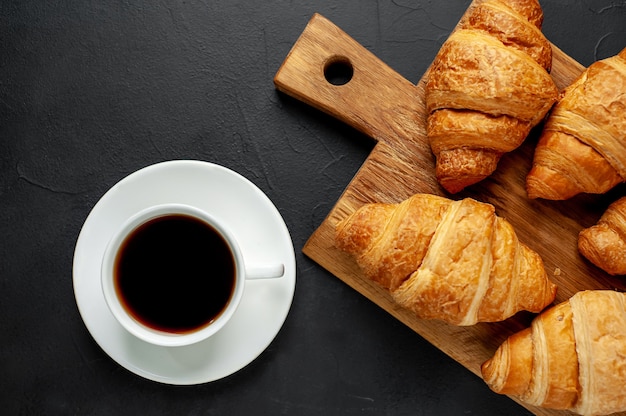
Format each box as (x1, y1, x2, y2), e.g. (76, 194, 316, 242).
(114, 214, 236, 334)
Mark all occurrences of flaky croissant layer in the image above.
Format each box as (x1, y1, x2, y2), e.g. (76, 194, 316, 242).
(425, 0, 558, 193)
(335, 194, 557, 326)
(482, 290, 626, 416)
(579, 196, 626, 275)
(526, 47, 626, 200)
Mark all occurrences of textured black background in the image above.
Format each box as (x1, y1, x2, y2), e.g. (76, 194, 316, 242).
(1, 1, 625, 415)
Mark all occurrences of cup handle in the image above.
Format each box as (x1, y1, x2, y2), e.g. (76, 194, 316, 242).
(245, 264, 285, 280)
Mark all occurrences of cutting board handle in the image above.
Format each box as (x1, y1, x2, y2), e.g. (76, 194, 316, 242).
(274, 13, 426, 148)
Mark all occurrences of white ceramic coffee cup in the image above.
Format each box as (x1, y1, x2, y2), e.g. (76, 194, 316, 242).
(101, 203, 284, 347)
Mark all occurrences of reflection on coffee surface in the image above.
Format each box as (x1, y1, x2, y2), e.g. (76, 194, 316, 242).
(114, 214, 235, 334)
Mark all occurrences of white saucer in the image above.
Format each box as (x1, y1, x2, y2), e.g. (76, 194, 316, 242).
(73, 160, 296, 385)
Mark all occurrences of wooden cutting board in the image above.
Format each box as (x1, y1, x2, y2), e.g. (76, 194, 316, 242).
(274, 6, 626, 416)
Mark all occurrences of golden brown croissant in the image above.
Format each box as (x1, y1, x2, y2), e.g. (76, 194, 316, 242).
(579, 196, 626, 275)
(334, 194, 557, 325)
(482, 290, 626, 416)
(526, 48, 626, 200)
(425, 0, 558, 194)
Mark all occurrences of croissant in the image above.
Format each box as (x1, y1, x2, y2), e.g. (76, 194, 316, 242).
(579, 196, 626, 275)
(482, 290, 626, 416)
(425, 0, 558, 194)
(334, 194, 557, 326)
(526, 47, 626, 200)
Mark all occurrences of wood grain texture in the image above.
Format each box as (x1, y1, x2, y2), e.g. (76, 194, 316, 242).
(274, 7, 626, 416)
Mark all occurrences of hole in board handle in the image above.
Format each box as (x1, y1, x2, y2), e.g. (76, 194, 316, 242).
(324, 56, 353, 86)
